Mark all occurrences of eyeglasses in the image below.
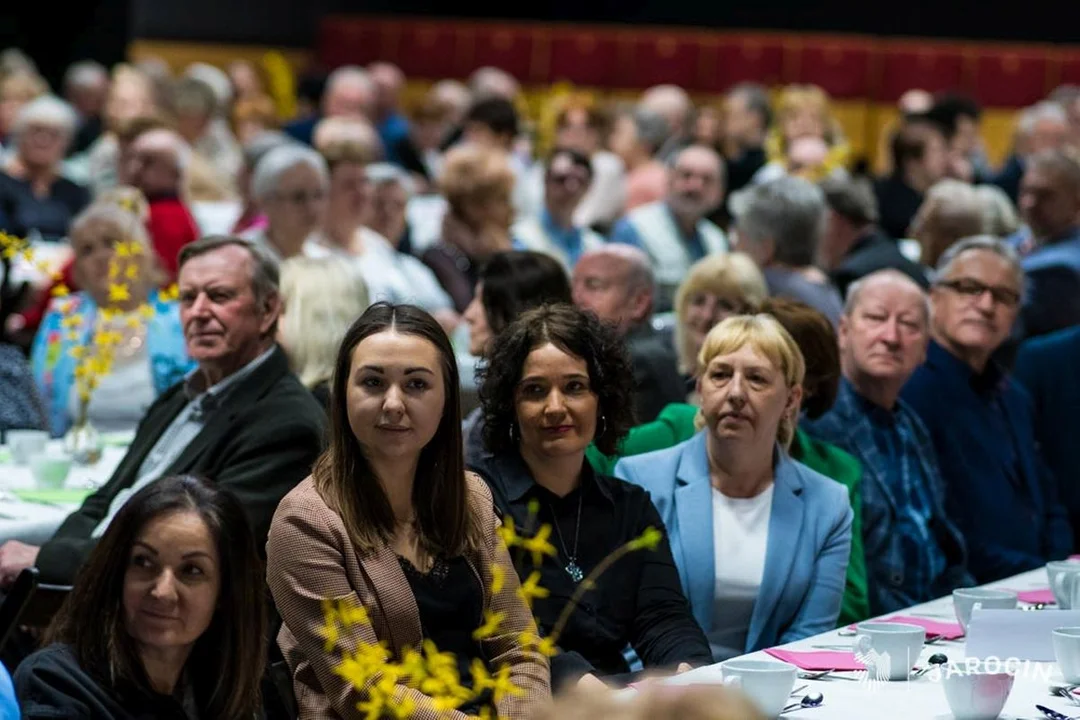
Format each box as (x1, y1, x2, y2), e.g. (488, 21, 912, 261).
(936, 278, 1021, 308)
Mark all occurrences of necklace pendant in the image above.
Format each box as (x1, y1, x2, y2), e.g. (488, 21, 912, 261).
(565, 560, 584, 583)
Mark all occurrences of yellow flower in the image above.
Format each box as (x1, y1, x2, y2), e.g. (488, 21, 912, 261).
(628, 526, 663, 552)
(160, 284, 179, 301)
(60, 315, 81, 329)
(108, 262, 119, 279)
(65, 332, 80, 343)
(139, 304, 155, 320)
(125, 315, 142, 330)
(496, 516, 520, 549)
(52, 284, 70, 298)
(470, 660, 524, 704)
(490, 563, 506, 595)
(337, 597, 371, 628)
(108, 283, 131, 303)
(520, 524, 557, 566)
(115, 241, 132, 258)
(516, 571, 550, 608)
(518, 631, 558, 657)
(124, 263, 139, 280)
(472, 609, 507, 640)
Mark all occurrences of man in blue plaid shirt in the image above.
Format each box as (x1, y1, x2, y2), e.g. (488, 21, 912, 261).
(804, 270, 973, 615)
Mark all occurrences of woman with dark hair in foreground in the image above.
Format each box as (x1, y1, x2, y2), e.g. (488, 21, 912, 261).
(15, 474, 267, 720)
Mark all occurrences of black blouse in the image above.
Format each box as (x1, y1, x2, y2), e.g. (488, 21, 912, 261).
(398, 555, 489, 710)
(468, 449, 712, 689)
(15, 643, 200, 720)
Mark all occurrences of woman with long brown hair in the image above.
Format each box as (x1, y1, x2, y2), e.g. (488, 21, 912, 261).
(266, 302, 549, 719)
(15, 474, 267, 719)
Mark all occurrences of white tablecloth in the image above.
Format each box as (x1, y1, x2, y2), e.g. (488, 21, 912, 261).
(662, 568, 1073, 719)
(0, 444, 126, 544)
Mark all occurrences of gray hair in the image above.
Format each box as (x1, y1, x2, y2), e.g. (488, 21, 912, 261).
(843, 269, 930, 325)
(12, 95, 78, 139)
(1026, 149, 1080, 192)
(821, 175, 879, 226)
(184, 62, 233, 108)
(365, 162, 416, 196)
(251, 144, 329, 203)
(178, 235, 280, 306)
(241, 130, 296, 171)
(63, 60, 108, 92)
(974, 184, 1021, 237)
(933, 235, 1025, 294)
(629, 108, 670, 155)
(1017, 101, 1068, 135)
(735, 176, 826, 267)
(326, 65, 374, 96)
(70, 201, 152, 252)
(576, 244, 655, 296)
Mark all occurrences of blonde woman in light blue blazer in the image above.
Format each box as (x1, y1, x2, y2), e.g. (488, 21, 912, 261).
(615, 314, 852, 661)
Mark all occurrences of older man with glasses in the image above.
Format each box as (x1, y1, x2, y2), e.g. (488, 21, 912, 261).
(901, 236, 1072, 583)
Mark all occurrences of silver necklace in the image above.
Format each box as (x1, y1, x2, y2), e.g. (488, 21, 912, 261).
(549, 489, 585, 582)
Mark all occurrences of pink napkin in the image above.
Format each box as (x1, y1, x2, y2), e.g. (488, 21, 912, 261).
(764, 648, 865, 671)
(1016, 588, 1056, 605)
(880, 615, 965, 640)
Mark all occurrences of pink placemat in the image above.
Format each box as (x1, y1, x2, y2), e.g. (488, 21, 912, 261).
(764, 648, 865, 671)
(880, 615, 965, 640)
(1015, 588, 1056, 605)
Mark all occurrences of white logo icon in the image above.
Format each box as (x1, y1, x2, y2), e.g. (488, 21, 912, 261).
(854, 645, 891, 692)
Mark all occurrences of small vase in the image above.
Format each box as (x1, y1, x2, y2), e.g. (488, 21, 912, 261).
(64, 420, 104, 465)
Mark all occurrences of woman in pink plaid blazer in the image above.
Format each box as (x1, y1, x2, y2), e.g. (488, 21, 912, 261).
(267, 302, 550, 719)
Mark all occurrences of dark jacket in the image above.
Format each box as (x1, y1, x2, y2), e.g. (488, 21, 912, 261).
(1014, 326, 1080, 550)
(831, 228, 930, 299)
(873, 174, 923, 241)
(15, 643, 198, 720)
(35, 345, 327, 585)
(901, 340, 1073, 582)
(625, 323, 684, 424)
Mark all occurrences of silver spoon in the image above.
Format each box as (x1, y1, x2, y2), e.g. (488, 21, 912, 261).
(912, 653, 949, 678)
(780, 692, 824, 714)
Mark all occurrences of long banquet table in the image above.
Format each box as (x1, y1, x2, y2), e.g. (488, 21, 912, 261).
(662, 568, 1076, 719)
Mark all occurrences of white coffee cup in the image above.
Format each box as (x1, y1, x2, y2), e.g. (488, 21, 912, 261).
(7, 429, 49, 465)
(719, 658, 797, 719)
(1053, 627, 1080, 683)
(29, 451, 71, 490)
(854, 621, 925, 681)
(1049, 561, 1080, 608)
(941, 659, 1015, 720)
(953, 588, 1019, 632)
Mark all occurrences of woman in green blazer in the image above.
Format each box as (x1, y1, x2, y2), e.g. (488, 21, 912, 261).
(589, 300, 870, 626)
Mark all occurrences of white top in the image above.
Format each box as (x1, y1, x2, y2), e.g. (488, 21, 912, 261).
(304, 228, 452, 312)
(66, 337, 155, 435)
(709, 483, 774, 660)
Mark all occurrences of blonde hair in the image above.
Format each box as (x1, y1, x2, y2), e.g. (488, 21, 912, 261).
(438, 144, 515, 219)
(764, 84, 851, 179)
(674, 253, 769, 374)
(69, 199, 164, 296)
(279, 257, 369, 389)
(697, 314, 806, 448)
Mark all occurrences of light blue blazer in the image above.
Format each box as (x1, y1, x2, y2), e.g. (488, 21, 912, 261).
(614, 430, 853, 658)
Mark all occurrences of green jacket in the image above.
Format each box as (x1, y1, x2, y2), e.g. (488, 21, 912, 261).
(587, 403, 870, 626)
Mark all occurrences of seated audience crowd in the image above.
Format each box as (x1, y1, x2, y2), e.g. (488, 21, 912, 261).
(1, 49, 1080, 718)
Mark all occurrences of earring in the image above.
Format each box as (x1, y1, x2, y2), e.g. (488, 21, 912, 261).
(508, 423, 517, 443)
(597, 414, 608, 439)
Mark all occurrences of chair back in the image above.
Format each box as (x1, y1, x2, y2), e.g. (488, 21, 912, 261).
(0, 568, 72, 653)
